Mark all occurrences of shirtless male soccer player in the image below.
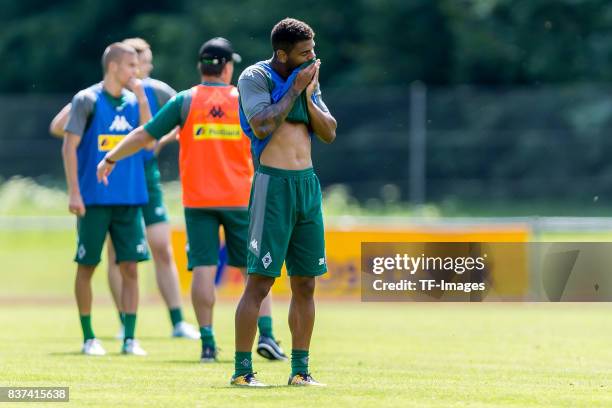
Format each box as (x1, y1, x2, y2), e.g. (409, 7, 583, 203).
(231, 18, 337, 387)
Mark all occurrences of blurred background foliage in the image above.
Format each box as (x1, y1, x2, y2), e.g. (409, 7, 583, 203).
(5, 0, 612, 92)
(3, 0, 612, 214)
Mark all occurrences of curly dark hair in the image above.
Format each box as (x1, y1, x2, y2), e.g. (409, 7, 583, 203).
(271, 18, 314, 53)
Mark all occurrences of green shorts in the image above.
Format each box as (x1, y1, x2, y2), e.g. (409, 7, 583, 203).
(142, 159, 168, 227)
(75, 205, 149, 266)
(247, 165, 327, 278)
(184, 208, 249, 270)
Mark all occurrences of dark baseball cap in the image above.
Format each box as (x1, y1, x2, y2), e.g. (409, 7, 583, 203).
(198, 37, 242, 65)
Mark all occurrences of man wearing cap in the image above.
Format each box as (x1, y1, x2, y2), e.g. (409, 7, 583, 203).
(95, 37, 285, 363)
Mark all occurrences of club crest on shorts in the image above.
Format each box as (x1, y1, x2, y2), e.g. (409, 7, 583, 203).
(77, 244, 86, 259)
(262, 252, 272, 269)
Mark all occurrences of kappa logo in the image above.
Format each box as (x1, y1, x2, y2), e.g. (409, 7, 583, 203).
(136, 240, 147, 254)
(319, 257, 326, 266)
(154, 206, 165, 216)
(242, 69, 256, 79)
(262, 252, 272, 269)
(109, 115, 133, 132)
(208, 105, 225, 119)
(250, 239, 258, 252)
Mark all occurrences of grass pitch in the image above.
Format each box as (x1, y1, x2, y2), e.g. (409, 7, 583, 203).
(1, 302, 611, 407)
(2, 228, 612, 406)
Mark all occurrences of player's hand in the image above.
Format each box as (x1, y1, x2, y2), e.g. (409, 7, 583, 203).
(292, 61, 317, 94)
(306, 60, 321, 99)
(96, 158, 116, 186)
(127, 77, 145, 97)
(145, 139, 158, 153)
(68, 193, 85, 217)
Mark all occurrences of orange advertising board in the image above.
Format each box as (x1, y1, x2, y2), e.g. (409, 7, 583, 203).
(170, 224, 530, 300)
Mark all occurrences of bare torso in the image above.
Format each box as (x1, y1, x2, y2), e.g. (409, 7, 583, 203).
(259, 121, 312, 169)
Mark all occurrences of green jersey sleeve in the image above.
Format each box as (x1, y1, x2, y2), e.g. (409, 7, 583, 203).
(144, 91, 186, 140)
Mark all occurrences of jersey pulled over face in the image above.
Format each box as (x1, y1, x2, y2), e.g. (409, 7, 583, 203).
(238, 58, 329, 170)
(284, 39, 316, 71)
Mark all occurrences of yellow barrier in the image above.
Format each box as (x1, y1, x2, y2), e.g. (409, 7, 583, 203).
(171, 224, 530, 300)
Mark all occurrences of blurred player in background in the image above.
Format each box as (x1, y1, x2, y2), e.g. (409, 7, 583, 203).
(232, 17, 337, 386)
(51, 38, 199, 340)
(95, 37, 285, 363)
(62, 42, 150, 356)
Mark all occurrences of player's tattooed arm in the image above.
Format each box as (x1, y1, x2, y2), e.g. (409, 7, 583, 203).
(248, 63, 317, 139)
(249, 88, 300, 139)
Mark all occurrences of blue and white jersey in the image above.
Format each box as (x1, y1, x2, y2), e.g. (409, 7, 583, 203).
(69, 84, 148, 205)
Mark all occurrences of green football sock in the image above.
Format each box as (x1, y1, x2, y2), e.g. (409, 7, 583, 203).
(234, 351, 253, 377)
(169, 308, 183, 327)
(124, 313, 137, 341)
(257, 316, 274, 338)
(200, 326, 215, 348)
(118, 312, 125, 325)
(291, 349, 309, 376)
(80, 315, 95, 341)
